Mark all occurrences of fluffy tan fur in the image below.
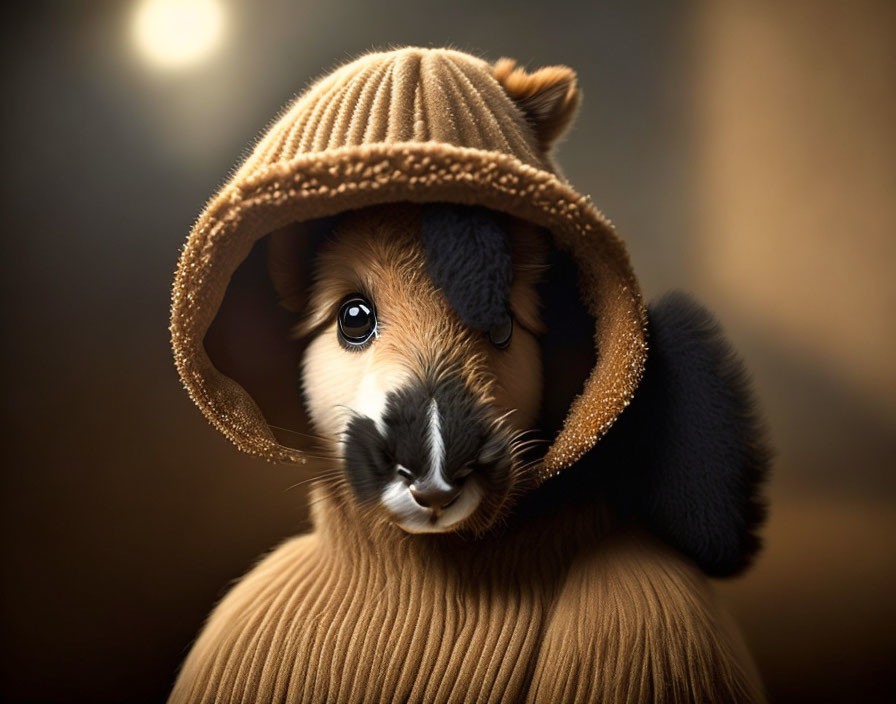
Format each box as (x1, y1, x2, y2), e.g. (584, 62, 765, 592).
(298, 205, 544, 534)
(298, 205, 545, 433)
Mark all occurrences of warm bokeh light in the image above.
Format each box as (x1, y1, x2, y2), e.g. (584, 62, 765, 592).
(132, 0, 225, 69)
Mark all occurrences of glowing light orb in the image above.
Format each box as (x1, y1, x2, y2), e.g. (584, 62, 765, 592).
(133, 0, 226, 69)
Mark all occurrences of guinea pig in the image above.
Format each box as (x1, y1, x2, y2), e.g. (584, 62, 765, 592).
(295, 203, 547, 535)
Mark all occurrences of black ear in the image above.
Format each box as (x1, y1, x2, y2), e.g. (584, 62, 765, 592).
(598, 291, 772, 577)
(421, 203, 512, 333)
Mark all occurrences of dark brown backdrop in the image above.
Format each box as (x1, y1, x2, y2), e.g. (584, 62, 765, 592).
(2, 1, 893, 702)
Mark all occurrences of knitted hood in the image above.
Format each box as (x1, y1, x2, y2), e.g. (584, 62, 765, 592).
(170, 47, 647, 483)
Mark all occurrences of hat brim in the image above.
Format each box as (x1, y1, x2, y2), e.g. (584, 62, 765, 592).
(170, 141, 647, 481)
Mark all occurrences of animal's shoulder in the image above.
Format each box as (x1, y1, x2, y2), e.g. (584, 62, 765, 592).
(168, 533, 321, 704)
(527, 530, 766, 703)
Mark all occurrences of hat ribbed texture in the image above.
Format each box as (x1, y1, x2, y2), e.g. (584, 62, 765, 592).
(171, 47, 647, 482)
(237, 49, 547, 179)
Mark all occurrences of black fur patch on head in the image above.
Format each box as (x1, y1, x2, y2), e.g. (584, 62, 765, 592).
(421, 204, 512, 332)
(594, 291, 772, 577)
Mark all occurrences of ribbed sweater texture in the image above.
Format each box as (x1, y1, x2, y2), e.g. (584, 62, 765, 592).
(169, 490, 764, 703)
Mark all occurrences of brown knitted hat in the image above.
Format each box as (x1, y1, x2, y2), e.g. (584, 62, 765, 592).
(170, 47, 647, 482)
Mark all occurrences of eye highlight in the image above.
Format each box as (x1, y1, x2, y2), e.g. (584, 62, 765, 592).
(337, 294, 377, 349)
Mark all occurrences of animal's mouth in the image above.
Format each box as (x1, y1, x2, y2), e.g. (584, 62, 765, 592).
(340, 376, 519, 534)
(380, 475, 485, 534)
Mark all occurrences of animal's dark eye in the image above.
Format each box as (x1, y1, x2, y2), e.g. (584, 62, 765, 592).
(487, 313, 513, 349)
(337, 294, 377, 348)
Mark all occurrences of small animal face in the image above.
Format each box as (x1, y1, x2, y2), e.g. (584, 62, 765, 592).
(299, 205, 545, 534)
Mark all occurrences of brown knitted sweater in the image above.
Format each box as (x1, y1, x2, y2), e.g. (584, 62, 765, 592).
(169, 485, 764, 703)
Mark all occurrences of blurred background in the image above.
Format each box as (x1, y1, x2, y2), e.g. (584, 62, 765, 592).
(1, 1, 893, 702)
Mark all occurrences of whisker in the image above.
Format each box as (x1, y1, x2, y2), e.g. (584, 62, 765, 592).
(510, 438, 547, 453)
(284, 470, 343, 493)
(333, 404, 364, 421)
(280, 451, 341, 463)
(267, 423, 330, 442)
(492, 408, 518, 425)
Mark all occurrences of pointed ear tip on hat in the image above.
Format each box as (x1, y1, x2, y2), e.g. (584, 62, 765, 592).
(492, 58, 578, 98)
(491, 57, 581, 149)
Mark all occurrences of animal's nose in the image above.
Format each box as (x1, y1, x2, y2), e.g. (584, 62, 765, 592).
(409, 482, 461, 510)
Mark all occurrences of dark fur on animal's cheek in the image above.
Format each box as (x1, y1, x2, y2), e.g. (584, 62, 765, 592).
(343, 416, 393, 503)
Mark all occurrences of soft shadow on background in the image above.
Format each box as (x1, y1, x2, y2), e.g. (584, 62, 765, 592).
(1, 1, 893, 702)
